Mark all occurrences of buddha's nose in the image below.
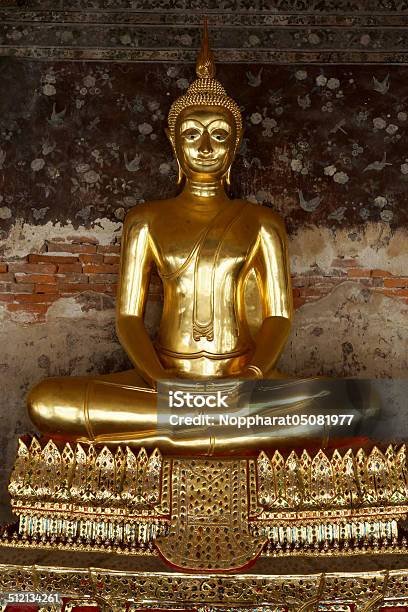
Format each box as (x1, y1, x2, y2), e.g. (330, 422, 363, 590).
(198, 131, 213, 155)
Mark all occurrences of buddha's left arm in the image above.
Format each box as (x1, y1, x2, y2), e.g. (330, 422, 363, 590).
(249, 214, 293, 376)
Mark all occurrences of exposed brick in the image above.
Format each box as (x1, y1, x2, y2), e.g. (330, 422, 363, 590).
(83, 264, 119, 274)
(0, 272, 14, 282)
(0, 264, 7, 273)
(79, 253, 104, 264)
(103, 254, 120, 264)
(66, 235, 99, 245)
(0, 294, 13, 302)
(293, 297, 306, 309)
(11, 294, 59, 304)
(8, 262, 57, 274)
(291, 277, 308, 288)
(15, 273, 56, 284)
(59, 282, 118, 294)
(384, 277, 408, 288)
(7, 303, 49, 314)
(347, 268, 372, 278)
(303, 288, 325, 298)
(56, 273, 87, 284)
(376, 288, 408, 298)
(331, 258, 359, 268)
(88, 274, 118, 284)
(370, 269, 392, 278)
(29, 253, 79, 264)
(0, 282, 34, 294)
(59, 283, 93, 293)
(35, 284, 59, 294)
(97, 245, 121, 254)
(57, 263, 83, 273)
(46, 242, 97, 254)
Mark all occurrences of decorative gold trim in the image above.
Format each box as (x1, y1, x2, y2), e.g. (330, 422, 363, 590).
(0, 566, 408, 610)
(64, 602, 100, 612)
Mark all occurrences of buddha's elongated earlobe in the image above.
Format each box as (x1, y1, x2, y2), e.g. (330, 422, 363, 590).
(166, 127, 184, 186)
(224, 167, 231, 189)
(176, 158, 184, 185)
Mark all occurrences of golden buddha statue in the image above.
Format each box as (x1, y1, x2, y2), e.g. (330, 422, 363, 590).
(27, 23, 378, 455)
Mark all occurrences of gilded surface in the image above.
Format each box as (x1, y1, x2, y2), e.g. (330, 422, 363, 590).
(1, 565, 408, 611)
(4, 437, 408, 570)
(155, 457, 264, 571)
(6, 438, 169, 551)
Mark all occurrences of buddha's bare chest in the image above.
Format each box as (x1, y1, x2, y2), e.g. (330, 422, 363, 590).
(151, 212, 255, 275)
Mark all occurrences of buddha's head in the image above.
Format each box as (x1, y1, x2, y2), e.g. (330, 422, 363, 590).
(167, 20, 242, 186)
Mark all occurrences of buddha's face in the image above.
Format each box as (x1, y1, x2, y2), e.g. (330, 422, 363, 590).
(173, 106, 238, 182)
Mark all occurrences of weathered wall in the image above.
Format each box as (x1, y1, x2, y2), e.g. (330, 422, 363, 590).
(1, 61, 406, 365)
(0, 2, 407, 521)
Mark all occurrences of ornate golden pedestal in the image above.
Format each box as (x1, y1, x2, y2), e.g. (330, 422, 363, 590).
(1, 438, 408, 609)
(2, 437, 408, 573)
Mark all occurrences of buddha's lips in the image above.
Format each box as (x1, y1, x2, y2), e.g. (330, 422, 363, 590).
(194, 158, 219, 166)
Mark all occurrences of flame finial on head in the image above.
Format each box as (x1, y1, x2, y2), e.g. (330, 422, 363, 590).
(167, 18, 242, 146)
(196, 17, 215, 79)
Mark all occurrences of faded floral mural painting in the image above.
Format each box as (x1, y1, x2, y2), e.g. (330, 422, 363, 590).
(0, 59, 407, 234)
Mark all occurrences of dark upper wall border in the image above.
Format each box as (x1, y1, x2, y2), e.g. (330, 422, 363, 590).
(16, 0, 408, 10)
(3, 2, 408, 63)
(5, 49, 408, 65)
(5, 12, 408, 25)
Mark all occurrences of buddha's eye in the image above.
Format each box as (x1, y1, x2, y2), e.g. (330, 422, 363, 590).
(211, 129, 229, 142)
(182, 128, 201, 142)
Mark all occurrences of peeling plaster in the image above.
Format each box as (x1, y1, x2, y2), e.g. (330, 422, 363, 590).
(1, 218, 122, 259)
(280, 281, 408, 378)
(2, 220, 407, 277)
(290, 224, 408, 275)
(46, 296, 93, 319)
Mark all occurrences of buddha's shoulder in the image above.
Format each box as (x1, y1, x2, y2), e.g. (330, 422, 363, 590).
(123, 199, 174, 226)
(237, 200, 287, 232)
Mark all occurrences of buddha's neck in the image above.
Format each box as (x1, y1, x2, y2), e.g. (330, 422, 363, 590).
(183, 178, 227, 199)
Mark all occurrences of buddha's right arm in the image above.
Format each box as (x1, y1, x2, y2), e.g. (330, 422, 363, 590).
(116, 212, 168, 388)
(116, 316, 167, 387)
